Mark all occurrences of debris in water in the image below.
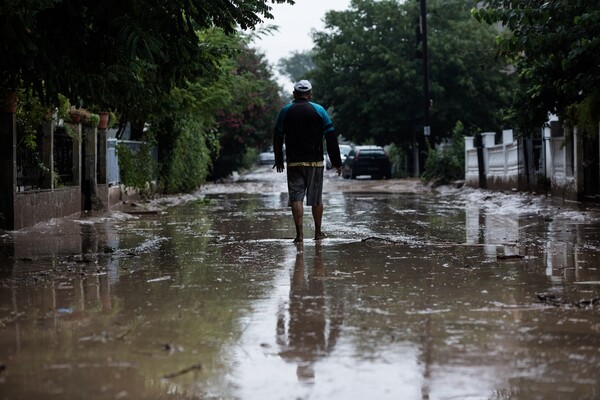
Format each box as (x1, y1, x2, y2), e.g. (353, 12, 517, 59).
(497, 254, 524, 260)
(147, 276, 171, 283)
(162, 363, 202, 379)
(362, 236, 400, 244)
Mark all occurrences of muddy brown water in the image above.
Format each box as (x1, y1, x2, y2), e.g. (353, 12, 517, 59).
(1, 167, 600, 399)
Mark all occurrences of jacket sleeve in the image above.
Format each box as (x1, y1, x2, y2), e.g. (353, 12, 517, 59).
(311, 102, 342, 168)
(273, 106, 288, 167)
(273, 132, 284, 167)
(325, 130, 342, 168)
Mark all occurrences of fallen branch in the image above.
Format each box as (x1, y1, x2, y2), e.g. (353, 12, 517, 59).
(162, 363, 202, 379)
(497, 254, 524, 260)
(362, 236, 399, 244)
(537, 293, 600, 308)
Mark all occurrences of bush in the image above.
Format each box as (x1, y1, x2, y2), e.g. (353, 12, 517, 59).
(422, 121, 465, 186)
(160, 119, 213, 194)
(386, 143, 408, 178)
(117, 138, 157, 199)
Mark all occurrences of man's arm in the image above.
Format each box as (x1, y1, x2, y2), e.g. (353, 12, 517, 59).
(324, 131, 342, 176)
(273, 133, 285, 173)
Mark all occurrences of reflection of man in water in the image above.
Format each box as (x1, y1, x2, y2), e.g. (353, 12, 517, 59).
(277, 243, 343, 383)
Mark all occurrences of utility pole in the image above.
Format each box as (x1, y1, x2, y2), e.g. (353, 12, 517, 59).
(420, 0, 431, 142)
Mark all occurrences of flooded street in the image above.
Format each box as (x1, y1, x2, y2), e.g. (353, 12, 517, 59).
(1, 166, 600, 399)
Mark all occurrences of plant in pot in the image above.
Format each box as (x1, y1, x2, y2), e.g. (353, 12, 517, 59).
(88, 113, 100, 128)
(108, 110, 119, 129)
(98, 111, 109, 129)
(68, 106, 82, 123)
(56, 94, 71, 122)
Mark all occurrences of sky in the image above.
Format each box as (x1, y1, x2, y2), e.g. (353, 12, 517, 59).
(250, 0, 352, 92)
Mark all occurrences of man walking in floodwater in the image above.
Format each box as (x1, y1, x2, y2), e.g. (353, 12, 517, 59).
(273, 80, 342, 242)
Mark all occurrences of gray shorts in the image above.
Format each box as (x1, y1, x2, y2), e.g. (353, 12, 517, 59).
(287, 166, 324, 206)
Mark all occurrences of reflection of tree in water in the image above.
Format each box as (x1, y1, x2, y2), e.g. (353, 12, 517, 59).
(277, 243, 343, 383)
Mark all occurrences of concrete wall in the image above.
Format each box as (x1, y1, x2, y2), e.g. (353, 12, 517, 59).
(465, 121, 594, 201)
(13, 187, 81, 230)
(465, 130, 521, 191)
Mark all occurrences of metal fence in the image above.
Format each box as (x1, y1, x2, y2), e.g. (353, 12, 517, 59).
(54, 129, 74, 185)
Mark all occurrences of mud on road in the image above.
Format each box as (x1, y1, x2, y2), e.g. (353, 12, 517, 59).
(1, 166, 600, 399)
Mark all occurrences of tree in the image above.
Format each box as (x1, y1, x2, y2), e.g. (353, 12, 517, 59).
(1, 0, 294, 194)
(278, 50, 316, 83)
(309, 0, 513, 146)
(211, 40, 284, 180)
(0, 0, 294, 119)
(139, 29, 283, 191)
(473, 1, 600, 134)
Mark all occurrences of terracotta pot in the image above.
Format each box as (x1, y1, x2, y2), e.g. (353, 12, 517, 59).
(98, 112, 109, 129)
(69, 111, 81, 123)
(0, 92, 17, 113)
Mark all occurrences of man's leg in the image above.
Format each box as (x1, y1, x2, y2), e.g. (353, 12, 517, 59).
(291, 201, 304, 242)
(312, 203, 326, 240)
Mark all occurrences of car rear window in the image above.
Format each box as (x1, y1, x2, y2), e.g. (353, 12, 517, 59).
(359, 149, 385, 156)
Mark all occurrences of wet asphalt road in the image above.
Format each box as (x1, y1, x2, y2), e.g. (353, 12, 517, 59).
(1, 166, 600, 399)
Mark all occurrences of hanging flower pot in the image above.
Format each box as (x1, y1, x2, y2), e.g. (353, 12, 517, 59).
(0, 91, 17, 113)
(98, 111, 109, 129)
(69, 109, 81, 123)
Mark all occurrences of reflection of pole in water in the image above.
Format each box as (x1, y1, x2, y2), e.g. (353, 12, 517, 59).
(420, 314, 432, 400)
(419, 247, 434, 399)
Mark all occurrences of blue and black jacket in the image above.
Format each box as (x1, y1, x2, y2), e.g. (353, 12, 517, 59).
(273, 98, 342, 167)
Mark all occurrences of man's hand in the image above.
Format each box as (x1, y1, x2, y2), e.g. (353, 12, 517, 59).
(274, 163, 285, 173)
(336, 166, 342, 176)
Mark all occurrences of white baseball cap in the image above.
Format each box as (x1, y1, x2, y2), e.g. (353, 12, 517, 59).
(294, 80, 312, 92)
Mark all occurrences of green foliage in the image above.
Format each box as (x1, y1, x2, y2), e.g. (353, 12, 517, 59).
(160, 118, 214, 194)
(16, 89, 50, 151)
(386, 143, 408, 178)
(277, 50, 316, 84)
(474, 1, 600, 133)
(117, 139, 157, 199)
(310, 0, 513, 146)
(57, 94, 71, 122)
(211, 34, 283, 180)
(5, 6, 286, 195)
(87, 113, 99, 128)
(143, 28, 244, 191)
(240, 148, 260, 171)
(0, 0, 294, 122)
(422, 121, 466, 186)
(565, 90, 600, 139)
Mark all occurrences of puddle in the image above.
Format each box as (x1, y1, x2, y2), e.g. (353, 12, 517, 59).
(1, 171, 600, 399)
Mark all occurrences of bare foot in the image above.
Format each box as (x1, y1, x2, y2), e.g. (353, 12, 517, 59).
(293, 236, 304, 243)
(314, 232, 328, 240)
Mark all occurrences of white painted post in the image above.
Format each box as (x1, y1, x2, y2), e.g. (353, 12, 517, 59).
(501, 130, 514, 177)
(502, 129, 513, 144)
(464, 136, 474, 150)
(482, 132, 496, 147)
(482, 132, 495, 175)
(464, 136, 474, 182)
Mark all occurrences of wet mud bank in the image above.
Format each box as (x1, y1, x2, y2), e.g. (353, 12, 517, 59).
(1, 167, 599, 399)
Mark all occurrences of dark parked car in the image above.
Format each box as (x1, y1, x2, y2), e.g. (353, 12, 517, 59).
(342, 145, 391, 179)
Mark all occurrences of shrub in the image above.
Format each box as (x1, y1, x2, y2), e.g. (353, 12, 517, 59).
(117, 138, 157, 199)
(160, 119, 213, 194)
(422, 121, 466, 186)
